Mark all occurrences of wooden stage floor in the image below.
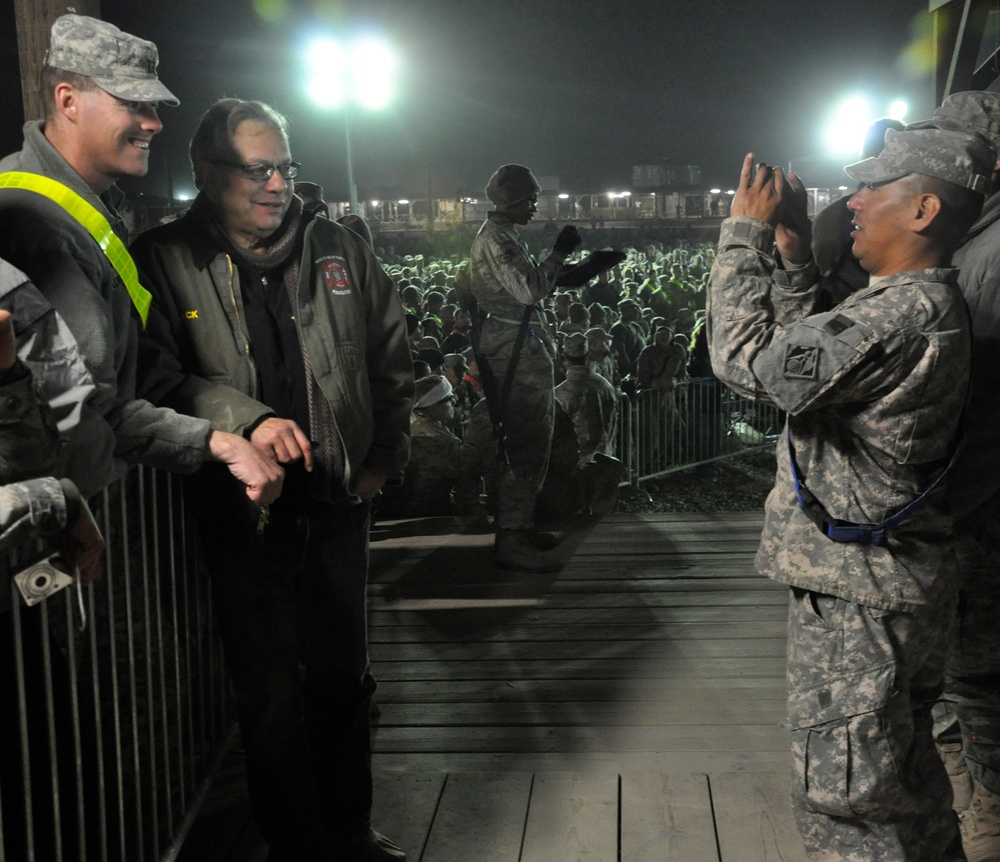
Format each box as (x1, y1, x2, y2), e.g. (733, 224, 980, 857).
(178, 511, 807, 862)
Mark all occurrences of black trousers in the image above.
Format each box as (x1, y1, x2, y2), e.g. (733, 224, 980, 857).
(198, 490, 375, 861)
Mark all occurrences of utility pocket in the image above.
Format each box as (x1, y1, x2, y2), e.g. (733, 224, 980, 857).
(788, 661, 902, 819)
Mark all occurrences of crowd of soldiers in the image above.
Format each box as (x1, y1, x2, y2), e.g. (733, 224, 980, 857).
(374, 235, 710, 524)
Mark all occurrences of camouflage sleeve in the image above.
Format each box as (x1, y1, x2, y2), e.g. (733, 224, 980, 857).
(0, 476, 67, 553)
(708, 216, 875, 411)
(479, 227, 562, 307)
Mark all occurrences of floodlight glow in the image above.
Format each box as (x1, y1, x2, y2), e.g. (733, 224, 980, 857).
(620, 191, 631, 197)
(558, 193, 569, 199)
(824, 96, 873, 157)
(305, 35, 395, 110)
(351, 37, 396, 110)
(398, 199, 409, 204)
(305, 38, 349, 108)
(888, 100, 908, 122)
(709, 188, 721, 194)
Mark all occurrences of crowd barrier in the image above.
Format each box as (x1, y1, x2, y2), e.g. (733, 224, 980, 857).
(615, 376, 784, 487)
(0, 467, 230, 862)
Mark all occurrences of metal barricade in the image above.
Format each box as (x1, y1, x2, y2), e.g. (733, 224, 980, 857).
(616, 377, 783, 487)
(0, 467, 232, 862)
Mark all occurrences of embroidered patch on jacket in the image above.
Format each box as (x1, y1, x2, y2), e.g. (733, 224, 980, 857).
(185, 310, 199, 319)
(783, 344, 820, 379)
(318, 256, 351, 294)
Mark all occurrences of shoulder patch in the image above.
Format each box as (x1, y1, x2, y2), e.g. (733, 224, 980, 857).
(317, 256, 352, 295)
(783, 344, 820, 380)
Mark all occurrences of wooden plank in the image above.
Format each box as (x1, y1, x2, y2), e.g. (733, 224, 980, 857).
(372, 700, 783, 728)
(373, 752, 790, 774)
(420, 772, 532, 862)
(520, 772, 618, 862)
(621, 772, 719, 862)
(368, 620, 788, 644)
(371, 604, 788, 626)
(372, 590, 789, 612)
(374, 678, 787, 703)
(371, 656, 788, 681)
(711, 772, 808, 862)
(372, 724, 788, 754)
(369, 638, 787, 663)
(371, 772, 446, 861)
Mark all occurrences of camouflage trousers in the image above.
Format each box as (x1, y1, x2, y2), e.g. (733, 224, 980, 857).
(480, 328, 554, 531)
(935, 530, 1000, 796)
(786, 587, 964, 861)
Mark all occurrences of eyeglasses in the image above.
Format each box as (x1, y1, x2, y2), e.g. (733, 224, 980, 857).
(210, 161, 301, 182)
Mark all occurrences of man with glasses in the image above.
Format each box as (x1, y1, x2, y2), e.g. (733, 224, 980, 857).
(131, 98, 412, 862)
(0, 15, 282, 504)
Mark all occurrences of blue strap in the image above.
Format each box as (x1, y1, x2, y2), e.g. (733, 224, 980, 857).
(787, 431, 943, 547)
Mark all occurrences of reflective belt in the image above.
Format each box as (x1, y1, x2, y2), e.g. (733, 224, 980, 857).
(0, 171, 151, 327)
(787, 431, 942, 546)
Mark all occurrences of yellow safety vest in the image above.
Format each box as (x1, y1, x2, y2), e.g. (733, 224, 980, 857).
(0, 171, 152, 327)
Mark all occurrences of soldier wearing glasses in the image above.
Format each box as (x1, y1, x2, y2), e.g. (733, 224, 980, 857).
(132, 98, 412, 862)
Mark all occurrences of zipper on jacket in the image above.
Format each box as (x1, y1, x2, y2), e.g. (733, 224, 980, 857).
(225, 255, 261, 400)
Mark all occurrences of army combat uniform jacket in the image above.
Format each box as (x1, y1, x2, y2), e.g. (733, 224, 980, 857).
(708, 217, 969, 613)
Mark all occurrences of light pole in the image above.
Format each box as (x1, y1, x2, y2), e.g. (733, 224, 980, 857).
(306, 35, 396, 215)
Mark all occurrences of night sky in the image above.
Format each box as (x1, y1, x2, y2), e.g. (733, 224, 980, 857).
(2, 0, 935, 202)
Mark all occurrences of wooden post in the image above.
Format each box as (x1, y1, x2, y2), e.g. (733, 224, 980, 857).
(13, 0, 102, 123)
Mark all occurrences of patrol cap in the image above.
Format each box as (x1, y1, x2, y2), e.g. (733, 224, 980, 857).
(45, 14, 179, 106)
(845, 127, 995, 194)
(486, 164, 540, 208)
(585, 326, 611, 343)
(910, 91, 1000, 150)
(563, 332, 588, 358)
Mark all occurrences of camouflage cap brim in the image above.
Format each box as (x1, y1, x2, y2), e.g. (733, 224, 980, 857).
(843, 156, 911, 186)
(92, 73, 179, 107)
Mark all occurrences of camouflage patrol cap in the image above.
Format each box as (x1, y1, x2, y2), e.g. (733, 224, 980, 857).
(45, 14, 179, 106)
(909, 91, 1000, 150)
(845, 127, 995, 193)
(563, 332, 588, 358)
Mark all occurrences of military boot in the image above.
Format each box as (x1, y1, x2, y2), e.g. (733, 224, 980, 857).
(938, 742, 973, 813)
(961, 780, 1000, 862)
(495, 529, 562, 573)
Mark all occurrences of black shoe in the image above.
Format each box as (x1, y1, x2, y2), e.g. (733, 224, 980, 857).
(337, 828, 406, 861)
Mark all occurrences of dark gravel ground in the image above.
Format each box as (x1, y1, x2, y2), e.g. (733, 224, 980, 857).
(617, 447, 777, 513)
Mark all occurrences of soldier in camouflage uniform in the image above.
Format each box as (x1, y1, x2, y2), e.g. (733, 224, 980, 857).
(554, 332, 618, 463)
(708, 129, 995, 861)
(379, 375, 460, 517)
(469, 164, 581, 571)
(585, 326, 621, 388)
(456, 397, 621, 522)
(908, 92, 1000, 862)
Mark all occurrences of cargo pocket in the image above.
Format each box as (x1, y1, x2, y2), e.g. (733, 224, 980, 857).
(788, 661, 903, 819)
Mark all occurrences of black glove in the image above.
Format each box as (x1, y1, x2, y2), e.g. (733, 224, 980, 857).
(553, 225, 582, 256)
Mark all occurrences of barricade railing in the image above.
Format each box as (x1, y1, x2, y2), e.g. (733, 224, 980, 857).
(0, 466, 231, 862)
(615, 376, 783, 487)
